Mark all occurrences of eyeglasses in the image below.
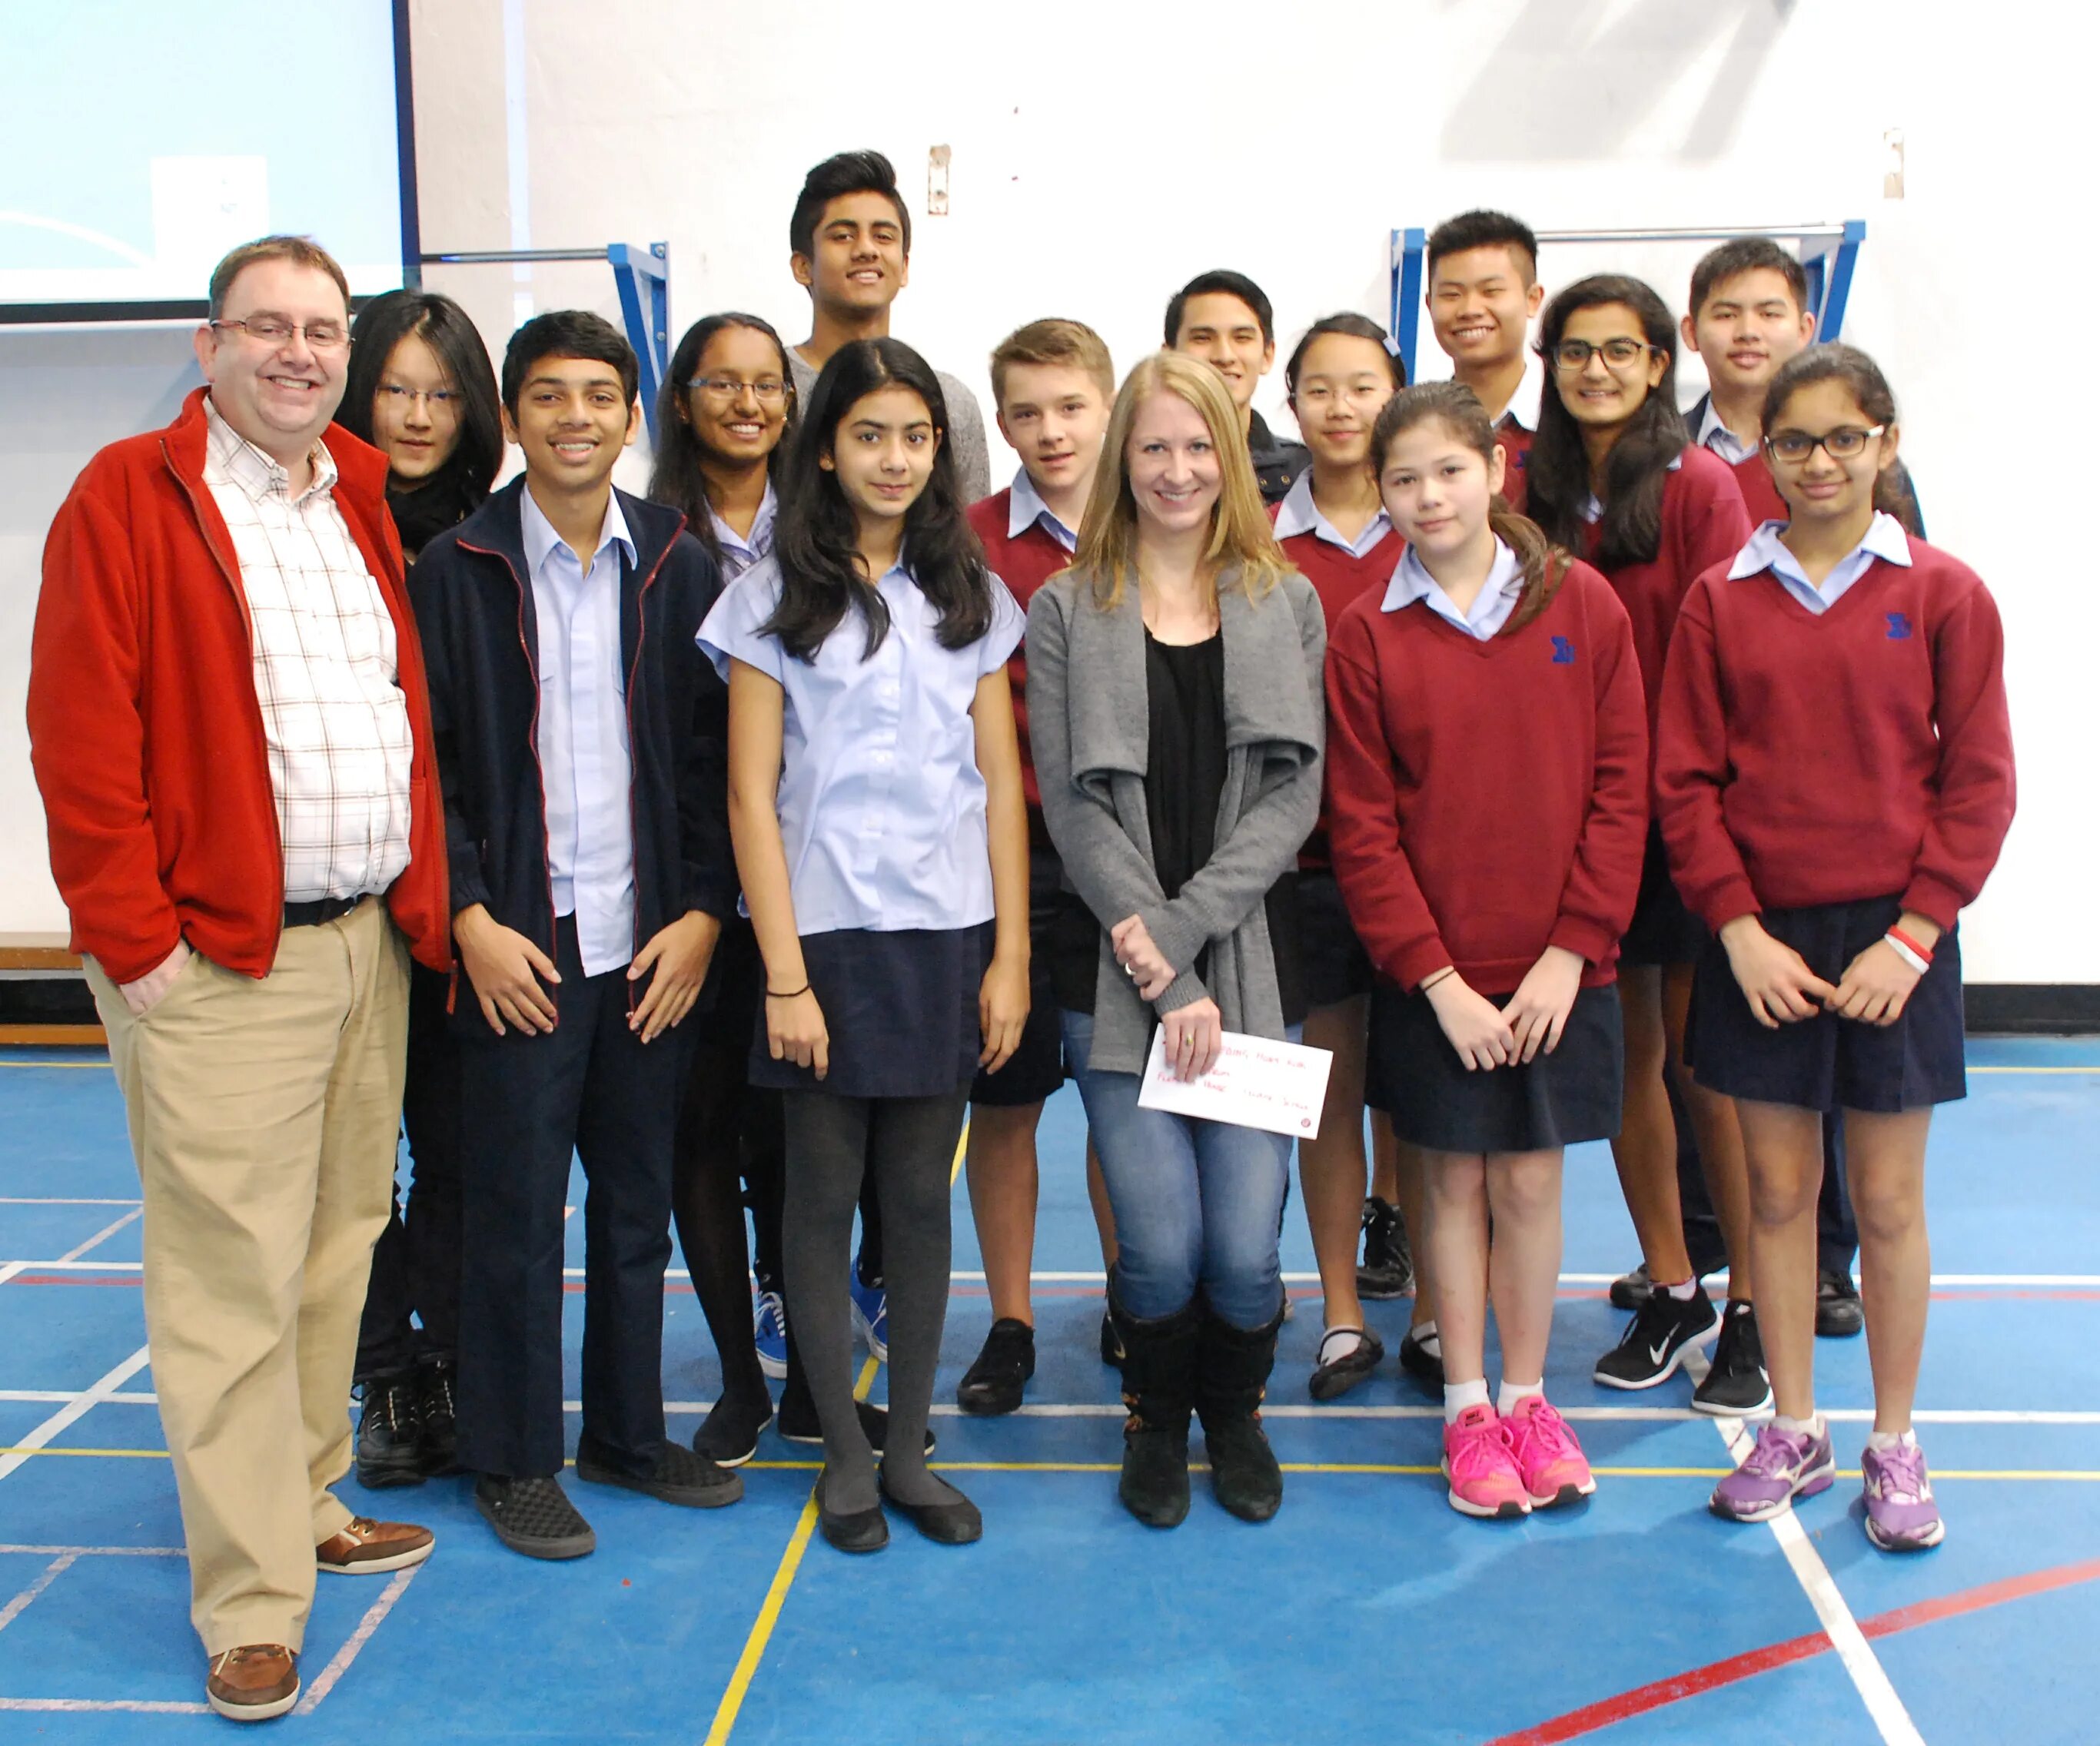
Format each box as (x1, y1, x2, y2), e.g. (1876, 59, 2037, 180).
(689, 376, 788, 403)
(377, 383, 463, 413)
(1295, 383, 1393, 407)
(1765, 424, 1887, 463)
(1550, 337, 1656, 373)
(210, 315, 351, 350)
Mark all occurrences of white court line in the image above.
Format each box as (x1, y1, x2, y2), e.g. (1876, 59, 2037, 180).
(0, 1390, 156, 1406)
(294, 1565, 420, 1714)
(1714, 1416, 1923, 1744)
(0, 1199, 139, 1207)
(52, 1207, 140, 1264)
(0, 1698, 211, 1714)
(0, 1346, 151, 1485)
(0, 1552, 75, 1635)
(0, 1544, 183, 1556)
(631, 1399, 2100, 1426)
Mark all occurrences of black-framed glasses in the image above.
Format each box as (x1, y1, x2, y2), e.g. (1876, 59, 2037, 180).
(1550, 337, 1656, 372)
(688, 375, 788, 403)
(210, 315, 351, 350)
(377, 383, 463, 412)
(1765, 425, 1887, 463)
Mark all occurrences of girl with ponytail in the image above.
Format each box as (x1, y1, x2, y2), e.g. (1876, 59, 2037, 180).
(1323, 382, 1647, 1520)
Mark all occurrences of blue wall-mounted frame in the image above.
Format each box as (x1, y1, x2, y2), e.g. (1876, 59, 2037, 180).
(1388, 221, 1866, 383)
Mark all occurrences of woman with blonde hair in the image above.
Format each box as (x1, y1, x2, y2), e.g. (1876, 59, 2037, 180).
(1027, 352, 1325, 1529)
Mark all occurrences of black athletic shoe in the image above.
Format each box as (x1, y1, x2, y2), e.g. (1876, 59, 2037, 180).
(1397, 1324, 1445, 1390)
(1356, 1197, 1414, 1300)
(777, 1394, 935, 1457)
(1692, 1300, 1773, 1416)
(1593, 1284, 1720, 1389)
(474, 1474, 595, 1559)
(693, 1392, 773, 1468)
(1610, 1263, 1653, 1311)
(576, 1436, 743, 1509)
(956, 1318, 1035, 1416)
(354, 1373, 426, 1489)
(415, 1356, 459, 1475)
(1816, 1270, 1866, 1339)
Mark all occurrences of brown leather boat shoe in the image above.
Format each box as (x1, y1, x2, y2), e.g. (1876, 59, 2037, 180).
(206, 1644, 299, 1721)
(316, 1515, 435, 1575)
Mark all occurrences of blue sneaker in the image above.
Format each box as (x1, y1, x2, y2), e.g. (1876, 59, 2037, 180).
(850, 1268, 888, 1364)
(752, 1290, 788, 1379)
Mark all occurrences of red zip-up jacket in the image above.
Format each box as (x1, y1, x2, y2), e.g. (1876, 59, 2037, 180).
(1655, 539, 2015, 936)
(1324, 557, 1648, 996)
(28, 387, 450, 985)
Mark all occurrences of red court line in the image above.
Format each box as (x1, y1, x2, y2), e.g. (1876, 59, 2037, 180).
(1486, 1555, 2100, 1745)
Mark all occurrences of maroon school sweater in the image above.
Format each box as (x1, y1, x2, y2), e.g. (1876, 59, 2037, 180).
(1494, 420, 1533, 514)
(1654, 539, 2015, 936)
(969, 489, 1072, 828)
(1274, 511, 1404, 872)
(1588, 446, 1752, 753)
(1730, 450, 1788, 527)
(1324, 559, 1648, 996)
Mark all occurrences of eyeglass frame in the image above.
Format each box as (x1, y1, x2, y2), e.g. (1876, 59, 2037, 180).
(1763, 424, 1889, 464)
(686, 374, 790, 403)
(208, 315, 353, 351)
(1548, 337, 1660, 373)
(374, 382, 464, 413)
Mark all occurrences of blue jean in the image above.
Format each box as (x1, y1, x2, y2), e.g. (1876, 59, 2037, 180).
(1061, 1010, 1295, 1329)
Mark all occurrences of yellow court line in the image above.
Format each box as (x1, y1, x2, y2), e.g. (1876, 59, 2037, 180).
(701, 1353, 880, 1746)
(949, 1120, 969, 1188)
(0, 1061, 110, 1071)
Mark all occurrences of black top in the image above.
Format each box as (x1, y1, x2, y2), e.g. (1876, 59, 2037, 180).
(1052, 629, 1303, 1023)
(1248, 409, 1312, 507)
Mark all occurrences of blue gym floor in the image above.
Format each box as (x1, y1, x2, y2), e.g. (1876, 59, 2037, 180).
(0, 1038, 2094, 1743)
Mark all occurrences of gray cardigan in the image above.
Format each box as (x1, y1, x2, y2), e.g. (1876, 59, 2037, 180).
(1025, 566, 1326, 1074)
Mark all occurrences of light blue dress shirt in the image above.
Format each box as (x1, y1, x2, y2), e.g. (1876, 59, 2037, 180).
(710, 481, 777, 583)
(1381, 538, 1526, 641)
(1727, 511, 1912, 615)
(1273, 468, 1393, 557)
(700, 557, 1026, 935)
(521, 485, 637, 977)
(1695, 396, 1757, 466)
(1007, 467, 1079, 553)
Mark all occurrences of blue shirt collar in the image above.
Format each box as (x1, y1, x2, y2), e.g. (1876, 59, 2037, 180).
(521, 482, 635, 580)
(1581, 449, 1682, 523)
(711, 481, 777, 573)
(1695, 396, 1757, 466)
(1381, 536, 1525, 640)
(1008, 467, 1079, 552)
(1273, 469, 1393, 557)
(1728, 511, 1912, 582)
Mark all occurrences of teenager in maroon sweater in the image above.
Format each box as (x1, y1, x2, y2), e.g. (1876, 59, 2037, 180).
(1527, 274, 1760, 1412)
(1326, 383, 1645, 1520)
(955, 320, 1120, 1415)
(1270, 314, 1419, 1402)
(1656, 347, 2013, 1555)
(1424, 211, 1547, 515)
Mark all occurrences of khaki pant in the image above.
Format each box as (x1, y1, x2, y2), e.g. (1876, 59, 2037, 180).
(85, 898, 410, 1655)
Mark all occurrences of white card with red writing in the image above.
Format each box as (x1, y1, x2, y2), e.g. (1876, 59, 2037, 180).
(1136, 1028, 1335, 1141)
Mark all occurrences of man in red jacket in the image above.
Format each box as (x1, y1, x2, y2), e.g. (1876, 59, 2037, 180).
(27, 236, 447, 1724)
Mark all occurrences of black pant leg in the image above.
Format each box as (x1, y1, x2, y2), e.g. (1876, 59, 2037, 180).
(354, 1190, 416, 1384)
(1817, 1110, 1859, 1276)
(455, 920, 596, 1479)
(673, 1032, 769, 1405)
(400, 961, 464, 1360)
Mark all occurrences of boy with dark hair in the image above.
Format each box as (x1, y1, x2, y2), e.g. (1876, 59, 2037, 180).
(786, 148, 990, 502)
(955, 318, 1121, 1412)
(416, 310, 745, 1557)
(1165, 268, 1309, 503)
(1424, 210, 1546, 503)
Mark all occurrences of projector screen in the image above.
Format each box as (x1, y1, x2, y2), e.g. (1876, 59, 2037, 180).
(0, 0, 416, 320)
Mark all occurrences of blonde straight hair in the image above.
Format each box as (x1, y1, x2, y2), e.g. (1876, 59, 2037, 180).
(1069, 351, 1289, 611)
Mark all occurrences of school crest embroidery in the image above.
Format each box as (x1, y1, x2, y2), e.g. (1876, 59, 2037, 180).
(1886, 612, 1912, 639)
(1550, 636, 1575, 664)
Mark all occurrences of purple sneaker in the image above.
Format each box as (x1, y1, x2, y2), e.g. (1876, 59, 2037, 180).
(1710, 1420, 1836, 1522)
(1862, 1439, 1945, 1552)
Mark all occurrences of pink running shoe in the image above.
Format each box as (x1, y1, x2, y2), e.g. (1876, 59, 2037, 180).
(1441, 1403, 1529, 1519)
(1505, 1395, 1597, 1509)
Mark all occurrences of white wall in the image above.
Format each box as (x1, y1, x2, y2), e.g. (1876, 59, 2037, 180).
(3, 0, 2084, 981)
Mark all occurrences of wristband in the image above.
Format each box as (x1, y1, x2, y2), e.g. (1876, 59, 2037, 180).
(1886, 924, 1934, 965)
(1419, 967, 1457, 994)
(1882, 934, 1930, 976)
(765, 983, 811, 1001)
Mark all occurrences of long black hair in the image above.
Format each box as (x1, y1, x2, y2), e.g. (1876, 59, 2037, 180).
(1761, 343, 1922, 533)
(1526, 274, 1684, 569)
(1284, 312, 1407, 397)
(766, 337, 991, 664)
(648, 312, 799, 565)
(339, 289, 503, 554)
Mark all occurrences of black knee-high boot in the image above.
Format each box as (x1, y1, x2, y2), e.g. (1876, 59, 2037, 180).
(1196, 1303, 1285, 1522)
(1110, 1290, 1201, 1529)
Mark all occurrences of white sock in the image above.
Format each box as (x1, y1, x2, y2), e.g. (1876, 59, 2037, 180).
(1413, 1320, 1440, 1356)
(1497, 1379, 1544, 1416)
(1444, 1378, 1490, 1424)
(1318, 1326, 1367, 1366)
(1774, 1412, 1824, 1437)
(1866, 1427, 1917, 1452)
(1663, 1276, 1699, 1301)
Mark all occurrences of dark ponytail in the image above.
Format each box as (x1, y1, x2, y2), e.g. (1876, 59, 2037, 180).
(1370, 383, 1571, 636)
(1761, 343, 1921, 534)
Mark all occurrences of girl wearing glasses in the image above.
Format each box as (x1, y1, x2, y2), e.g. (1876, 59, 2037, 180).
(1526, 275, 1759, 1415)
(1657, 344, 2013, 1554)
(334, 289, 503, 1489)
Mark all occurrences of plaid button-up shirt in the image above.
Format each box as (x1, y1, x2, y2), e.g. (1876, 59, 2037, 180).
(201, 399, 414, 904)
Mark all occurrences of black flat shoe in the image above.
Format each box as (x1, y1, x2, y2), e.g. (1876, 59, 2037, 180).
(877, 1469, 982, 1545)
(474, 1474, 595, 1560)
(693, 1392, 773, 1468)
(1816, 1269, 1866, 1338)
(1308, 1326, 1384, 1402)
(816, 1469, 889, 1554)
(777, 1394, 935, 1456)
(956, 1318, 1035, 1416)
(575, 1436, 743, 1509)
(1398, 1324, 1445, 1389)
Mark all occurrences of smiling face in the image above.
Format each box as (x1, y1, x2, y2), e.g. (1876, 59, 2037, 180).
(1427, 244, 1543, 371)
(193, 257, 351, 465)
(1125, 390, 1223, 539)
(1765, 377, 1900, 531)
(683, 324, 791, 469)
(1171, 292, 1273, 414)
(819, 383, 938, 526)
(1290, 332, 1398, 471)
(793, 190, 909, 319)
(1684, 267, 1816, 403)
(369, 329, 463, 484)
(995, 361, 1111, 500)
(503, 353, 640, 495)
(1377, 417, 1506, 565)
(1552, 302, 1668, 435)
